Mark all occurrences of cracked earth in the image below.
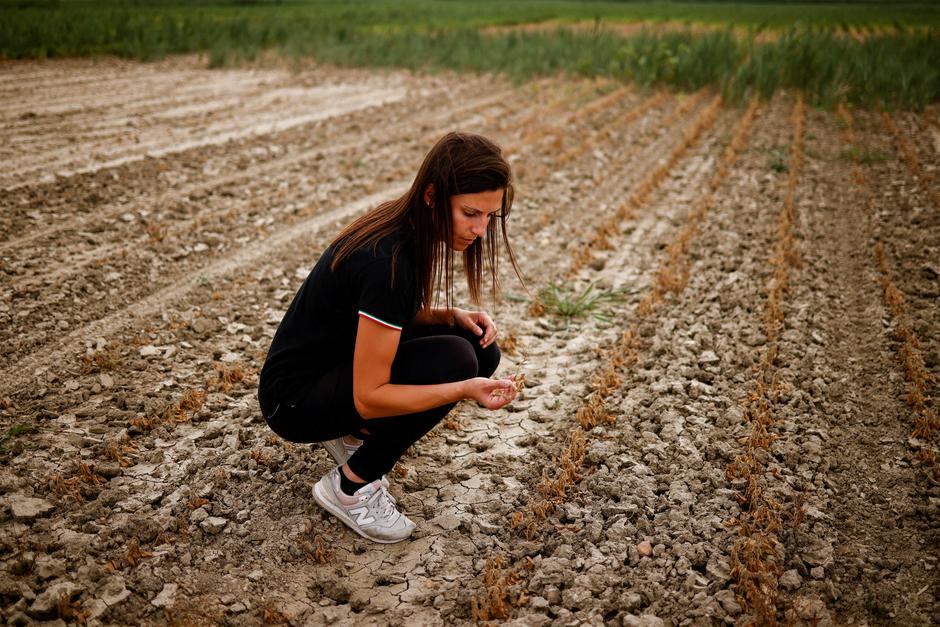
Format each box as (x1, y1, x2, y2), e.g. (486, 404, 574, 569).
(0, 56, 938, 625)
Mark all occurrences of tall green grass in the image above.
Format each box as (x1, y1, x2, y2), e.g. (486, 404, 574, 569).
(2, 1, 938, 109)
(283, 26, 940, 110)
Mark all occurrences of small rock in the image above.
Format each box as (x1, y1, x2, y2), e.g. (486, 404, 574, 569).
(780, 569, 803, 591)
(248, 569, 263, 582)
(349, 589, 370, 612)
(793, 595, 832, 623)
(698, 350, 720, 365)
(220, 352, 240, 363)
(35, 556, 65, 581)
(714, 589, 741, 615)
(150, 583, 177, 608)
(622, 614, 665, 627)
(139, 345, 160, 357)
(637, 541, 653, 558)
(200, 516, 227, 534)
(528, 596, 549, 610)
(28, 581, 81, 619)
(706, 555, 731, 583)
(810, 566, 825, 579)
(621, 591, 643, 611)
(228, 602, 247, 614)
(98, 373, 114, 388)
(9, 496, 55, 522)
(96, 575, 130, 608)
(191, 318, 214, 335)
(802, 539, 834, 567)
(122, 517, 161, 544)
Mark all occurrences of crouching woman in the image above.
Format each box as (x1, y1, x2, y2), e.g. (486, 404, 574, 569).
(258, 132, 523, 543)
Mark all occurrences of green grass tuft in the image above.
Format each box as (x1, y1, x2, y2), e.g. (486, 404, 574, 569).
(538, 281, 625, 322)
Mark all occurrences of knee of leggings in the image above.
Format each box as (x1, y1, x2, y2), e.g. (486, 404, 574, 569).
(446, 337, 479, 381)
(478, 342, 501, 379)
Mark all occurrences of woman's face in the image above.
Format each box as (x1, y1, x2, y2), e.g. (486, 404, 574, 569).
(448, 188, 504, 252)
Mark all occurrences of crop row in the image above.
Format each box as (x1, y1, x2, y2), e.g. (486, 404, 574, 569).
(724, 96, 805, 624)
(0, 78, 593, 366)
(880, 112, 940, 213)
(839, 106, 939, 480)
(472, 99, 760, 620)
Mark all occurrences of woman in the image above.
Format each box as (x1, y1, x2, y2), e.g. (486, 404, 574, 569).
(258, 132, 523, 543)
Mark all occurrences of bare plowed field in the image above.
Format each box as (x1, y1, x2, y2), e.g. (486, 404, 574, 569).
(1, 57, 938, 626)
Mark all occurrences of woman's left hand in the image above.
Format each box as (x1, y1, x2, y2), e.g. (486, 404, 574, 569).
(453, 308, 497, 348)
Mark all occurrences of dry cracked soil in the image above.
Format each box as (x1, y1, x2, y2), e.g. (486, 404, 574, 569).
(0, 55, 938, 626)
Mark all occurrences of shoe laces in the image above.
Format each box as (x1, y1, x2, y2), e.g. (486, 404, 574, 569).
(373, 484, 399, 520)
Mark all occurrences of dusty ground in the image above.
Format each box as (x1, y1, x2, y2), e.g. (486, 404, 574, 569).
(0, 56, 938, 626)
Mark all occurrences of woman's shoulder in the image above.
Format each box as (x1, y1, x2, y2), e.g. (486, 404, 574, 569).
(343, 225, 413, 267)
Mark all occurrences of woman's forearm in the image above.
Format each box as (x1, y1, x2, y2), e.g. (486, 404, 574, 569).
(354, 380, 466, 419)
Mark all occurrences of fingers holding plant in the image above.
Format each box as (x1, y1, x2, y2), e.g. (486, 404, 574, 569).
(464, 376, 518, 409)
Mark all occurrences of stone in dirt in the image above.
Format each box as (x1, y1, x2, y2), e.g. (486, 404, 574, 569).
(637, 540, 653, 557)
(150, 583, 178, 608)
(793, 596, 833, 625)
(200, 516, 228, 534)
(191, 318, 215, 335)
(85, 575, 131, 619)
(620, 591, 643, 611)
(802, 538, 834, 567)
(698, 350, 720, 365)
(96, 575, 130, 607)
(28, 580, 82, 619)
(622, 614, 665, 627)
(713, 589, 741, 615)
(8, 496, 55, 522)
(139, 345, 160, 357)
(780, 569, 803, 591)
(705, 555, 731, 583)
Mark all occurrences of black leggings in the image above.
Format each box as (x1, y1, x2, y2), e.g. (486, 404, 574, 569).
(260, 325, 500, 482)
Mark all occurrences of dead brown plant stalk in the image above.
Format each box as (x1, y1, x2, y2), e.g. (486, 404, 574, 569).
(871, 246, 939, 471)
(80, 348, 121, 375)
(840, 108, 938, 473)
(880, 111, 940, 212)
(725, 95, 805, 624)
(615, 94, 722, 222)
(207, 363, 252, 392)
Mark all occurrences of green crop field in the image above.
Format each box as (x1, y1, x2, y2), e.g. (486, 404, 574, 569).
(2, 1, 939, 108)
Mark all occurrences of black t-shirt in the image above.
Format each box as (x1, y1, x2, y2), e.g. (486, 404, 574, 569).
(259, 226, 418, 404)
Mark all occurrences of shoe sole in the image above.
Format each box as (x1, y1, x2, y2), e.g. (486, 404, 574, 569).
(311, 482, 411, 544)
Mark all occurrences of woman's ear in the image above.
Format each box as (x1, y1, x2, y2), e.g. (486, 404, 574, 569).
(423, 184, 435, 207)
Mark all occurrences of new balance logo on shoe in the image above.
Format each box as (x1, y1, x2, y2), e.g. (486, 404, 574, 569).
(349, 506, 376, 526)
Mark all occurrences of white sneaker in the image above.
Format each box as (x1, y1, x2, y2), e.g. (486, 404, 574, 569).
(312, 467, 415, 544)
(319, 438, 390, 490)
(320, 436, 362, 465)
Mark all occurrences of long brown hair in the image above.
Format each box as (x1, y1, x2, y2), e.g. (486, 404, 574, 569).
(331, 132, 523, 311)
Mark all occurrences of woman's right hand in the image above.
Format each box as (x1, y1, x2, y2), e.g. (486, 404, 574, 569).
(463, 377, 517, 410)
